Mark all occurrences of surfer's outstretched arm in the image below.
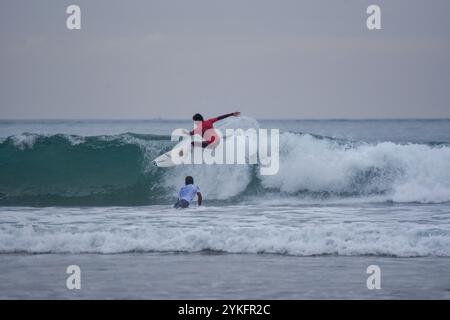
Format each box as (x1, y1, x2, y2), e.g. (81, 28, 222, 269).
(214, 111, 240, 122)
(197, 192, 203, 206)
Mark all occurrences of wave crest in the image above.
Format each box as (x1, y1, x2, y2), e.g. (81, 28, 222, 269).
(1, 131, 450, 205)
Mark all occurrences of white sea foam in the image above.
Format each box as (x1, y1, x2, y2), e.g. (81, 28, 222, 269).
(260, 133, 450, 203)
(0, 205, 448, 256)
(1, 219, 449, 256)
(163, 165, 252, 200)
(65, 134, 85, 145)
(159, 132, 450, 203)
(10, 133, 39, 150)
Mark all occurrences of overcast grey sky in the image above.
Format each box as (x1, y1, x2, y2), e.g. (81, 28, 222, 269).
(1, 0, 449, 119)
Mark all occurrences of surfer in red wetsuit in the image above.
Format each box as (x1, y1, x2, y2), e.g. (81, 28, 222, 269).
(190, 112, 240, 148)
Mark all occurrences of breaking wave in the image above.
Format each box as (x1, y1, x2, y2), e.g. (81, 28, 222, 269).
(1, 129, 450, 206)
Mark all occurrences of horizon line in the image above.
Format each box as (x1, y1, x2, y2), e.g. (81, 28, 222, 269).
(1, 117, 450, 121)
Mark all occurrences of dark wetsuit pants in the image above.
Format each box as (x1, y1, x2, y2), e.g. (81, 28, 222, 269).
(174, 199, 190, 209)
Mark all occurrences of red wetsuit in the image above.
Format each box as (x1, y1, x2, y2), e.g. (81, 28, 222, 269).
(190, 113, 234, 148)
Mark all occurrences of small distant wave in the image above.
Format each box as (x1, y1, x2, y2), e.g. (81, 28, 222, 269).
(1, 222, 449, 257)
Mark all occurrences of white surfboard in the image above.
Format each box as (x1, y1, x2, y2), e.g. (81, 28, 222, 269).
(153, 138, 191, 167)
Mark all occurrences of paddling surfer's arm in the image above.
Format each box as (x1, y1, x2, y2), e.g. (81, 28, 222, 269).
(197, 192, 202, 206)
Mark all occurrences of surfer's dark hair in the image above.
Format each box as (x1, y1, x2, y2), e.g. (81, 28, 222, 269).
(185, 176, 194, 185)
(193, 113, 204, 121)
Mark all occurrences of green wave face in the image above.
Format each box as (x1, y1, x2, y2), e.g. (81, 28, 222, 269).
(0, 134, 173, 206)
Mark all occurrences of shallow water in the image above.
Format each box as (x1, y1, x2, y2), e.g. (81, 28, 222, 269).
(1, 253, 449, 299)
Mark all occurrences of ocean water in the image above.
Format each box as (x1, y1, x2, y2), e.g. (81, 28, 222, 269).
(0, 119, 450, 299)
